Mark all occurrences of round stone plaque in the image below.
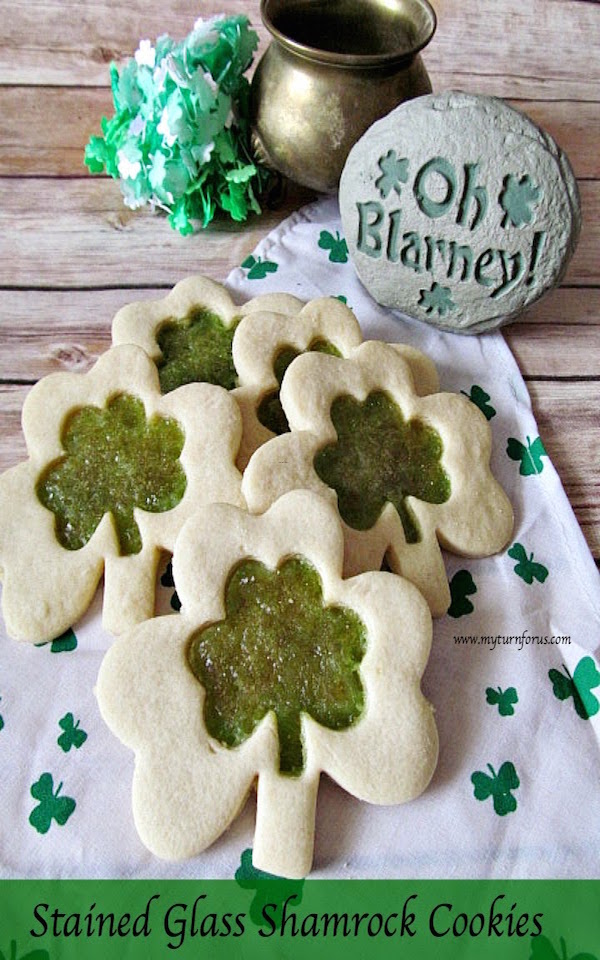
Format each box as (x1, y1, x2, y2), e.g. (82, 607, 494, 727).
(339, 92, 581, 333)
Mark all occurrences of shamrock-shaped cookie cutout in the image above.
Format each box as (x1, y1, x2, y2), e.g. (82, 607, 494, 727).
(233, 298, 439, 468)
(112, 276, 305, 392)
(112, 276, 303, 465)
(112, 276, 439, 469)
(243, 342, 513, 616)
(97, 490, 438, 878)
(0, 344, 243, 642)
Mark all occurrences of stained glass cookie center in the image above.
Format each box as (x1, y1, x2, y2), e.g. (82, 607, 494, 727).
(314, 390, 450, 542)
(156, 308, 239, 393)
(37, 393, 186, 555)
(187, 556, 366, 776)
(257, 339, 341, 436)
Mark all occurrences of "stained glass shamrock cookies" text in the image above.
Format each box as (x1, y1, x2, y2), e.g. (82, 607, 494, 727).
(0, 344, 244, 642)
(96, 490, 438, 878)
(243, 341, 513, 616)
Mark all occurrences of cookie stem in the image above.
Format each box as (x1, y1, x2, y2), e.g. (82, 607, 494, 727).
(253, 767, 320, 879)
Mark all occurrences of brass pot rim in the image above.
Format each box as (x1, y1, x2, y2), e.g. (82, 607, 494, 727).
(260, 0, 437, 68)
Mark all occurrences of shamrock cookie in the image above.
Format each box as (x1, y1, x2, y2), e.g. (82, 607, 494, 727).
(233, 297, 441, 468)
(0, 344, 244, 642)
(111, 275, 439, 468)
(97, 490, 437, 878)
(112, 276, 305, 395)
(243, 342, 513, 617)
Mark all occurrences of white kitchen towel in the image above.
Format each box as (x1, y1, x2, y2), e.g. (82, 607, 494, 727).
(1, 196, 599, 880)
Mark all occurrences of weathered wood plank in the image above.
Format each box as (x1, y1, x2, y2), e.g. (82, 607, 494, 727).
(520, 286, 600, 326)
(0, 87, 113, 177)
(564, 181, 599, 286)
(2, 88, 598, 179)
(0, 287, 598, 382)
(528, 379, 600, 557)
(1, 380, 598, 556)
(0, 0, 598, 102)
(0, 178, 316, 289)
(0, 177, 595, 288)
(0, 0, 269, 86)
(506, 324, 600, 378)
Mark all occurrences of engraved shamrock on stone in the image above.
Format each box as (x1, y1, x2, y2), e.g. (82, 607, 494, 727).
(243, 342, 513, 617)
(418, 282, 456, 317)
(97, 491, 438, 878)
(0, 344, 244, 642)
(499, 173, 542, 228)
(375, 150, 409, 199)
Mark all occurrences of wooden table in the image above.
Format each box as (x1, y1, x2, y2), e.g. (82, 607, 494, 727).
(1, 0, 598, 560)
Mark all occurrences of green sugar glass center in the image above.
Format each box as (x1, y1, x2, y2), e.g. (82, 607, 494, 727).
(187, 556, 366, 776)
(37, 393, 186, 555)
(257, 339, 341, 436)
(156, 308, 239, 394)
(314, 390, 450, 542)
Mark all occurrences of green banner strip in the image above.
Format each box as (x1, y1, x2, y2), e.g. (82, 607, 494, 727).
(0, 880, 598, 959)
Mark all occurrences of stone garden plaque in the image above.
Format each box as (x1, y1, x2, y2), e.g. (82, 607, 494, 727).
(339, 92, 581, 333)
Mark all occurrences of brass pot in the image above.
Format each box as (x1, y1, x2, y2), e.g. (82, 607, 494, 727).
(250, 0, 437, 193)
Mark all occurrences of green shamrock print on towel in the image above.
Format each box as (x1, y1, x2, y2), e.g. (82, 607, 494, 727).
(461, 385, 496, 421)
(160, 559, 181, 612)
(235, 848, 304, 929)
(486, 686, 518, 716)
(507, 435, 548, 475)
(57, 713, 87, 752)
(549, 656, 600, 720)
(508, 542, 549, 584)
(529, 934, 598, 960)
(447, 570, 477, 618)
(29, 773, 76, 834)
(318, 230, 348, 263)
(471, 761, 519, 816)
(36, 627, 78, 653)
(241, 255, 278, 280)
(0, 941, 50, 960)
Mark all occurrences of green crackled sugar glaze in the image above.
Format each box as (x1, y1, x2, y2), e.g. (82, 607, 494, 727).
(257, 339, 341, 435)
(37, 393, 186, 555)
(314, 390, 450, 543)
(156, 308, 239, 393)
(187, 556, 366, 776)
